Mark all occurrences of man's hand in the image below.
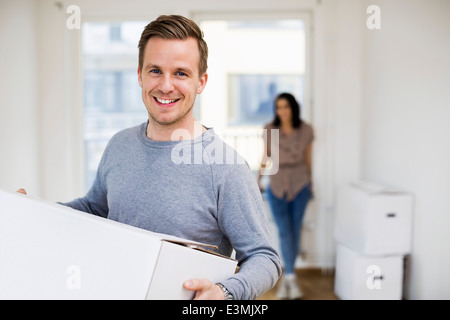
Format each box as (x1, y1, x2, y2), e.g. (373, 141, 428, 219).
(17, 188, 27, 195)
(183, 279, 226, 300)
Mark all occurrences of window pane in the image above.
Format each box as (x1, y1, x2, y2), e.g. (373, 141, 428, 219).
(228, 74, 304, 126)
(82, 21, 148, 192)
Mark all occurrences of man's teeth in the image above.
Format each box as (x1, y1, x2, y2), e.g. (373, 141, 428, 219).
(156, 98, 178, 104)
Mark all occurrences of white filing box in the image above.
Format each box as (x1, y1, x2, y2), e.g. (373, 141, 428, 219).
(0, 189, 238, 300)
(334, 243, 404, 300)
(334, 181, 413, 256)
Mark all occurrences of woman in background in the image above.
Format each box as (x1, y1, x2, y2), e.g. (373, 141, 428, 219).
(258, 92, 314, 300)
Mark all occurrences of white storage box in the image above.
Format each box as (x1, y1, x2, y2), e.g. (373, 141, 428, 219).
(0, 189, 238, 300)
(334, 181, 413, 255)
(334, 242, 404, 300)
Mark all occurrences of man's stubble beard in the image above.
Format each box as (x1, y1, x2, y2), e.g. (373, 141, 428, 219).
(147, 102, 195, 127)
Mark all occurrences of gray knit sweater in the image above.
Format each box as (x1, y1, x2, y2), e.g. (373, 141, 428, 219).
(63, 122, 281, 300)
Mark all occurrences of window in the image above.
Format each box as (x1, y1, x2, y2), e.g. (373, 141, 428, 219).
(228, 74, 304, 126)
(198, 18, 309, 171)
(82, 21, 148, 191)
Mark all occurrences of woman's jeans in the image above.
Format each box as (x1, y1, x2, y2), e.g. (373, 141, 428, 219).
(267, 184, 311, 275)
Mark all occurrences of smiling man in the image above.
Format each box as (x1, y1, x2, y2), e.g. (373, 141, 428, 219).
(138, 35, 207, 140)
(61, 15, 281, 300)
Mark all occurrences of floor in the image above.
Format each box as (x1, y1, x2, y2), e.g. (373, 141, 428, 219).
(257, 268, 339, 300)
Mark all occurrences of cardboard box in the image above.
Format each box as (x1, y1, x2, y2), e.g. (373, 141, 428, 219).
(0, 189, 237, 300)
(334, 242, 404, 300)
(334, 181, 413, 255)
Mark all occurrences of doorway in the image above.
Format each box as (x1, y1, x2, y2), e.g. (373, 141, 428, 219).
(195, 12, 317, 267)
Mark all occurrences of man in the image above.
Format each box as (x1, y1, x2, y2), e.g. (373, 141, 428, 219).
(20, 15, 281, 300)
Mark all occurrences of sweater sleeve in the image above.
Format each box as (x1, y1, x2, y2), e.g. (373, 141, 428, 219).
(61, 149, 109, 218)
(216, 163, 282, 299)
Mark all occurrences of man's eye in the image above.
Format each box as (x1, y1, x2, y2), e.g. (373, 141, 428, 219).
(175, 71, 187, 77)
(150, 69, 161, 74)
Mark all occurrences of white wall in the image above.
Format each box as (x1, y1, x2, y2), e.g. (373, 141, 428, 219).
(313, 0, 365, 269)
(360, 0, 450, 299)
(0, 0, 40, 194)
(39, 1, 85, 202)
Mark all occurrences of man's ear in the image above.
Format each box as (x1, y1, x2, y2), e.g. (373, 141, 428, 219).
(137, 66, 143, 87)
(196, 72, 208, 94)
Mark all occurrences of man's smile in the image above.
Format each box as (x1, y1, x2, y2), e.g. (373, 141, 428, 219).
(154, 96, 181, 106)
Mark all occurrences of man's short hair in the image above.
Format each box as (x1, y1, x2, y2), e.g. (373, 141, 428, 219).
(138, 15, 208, 75)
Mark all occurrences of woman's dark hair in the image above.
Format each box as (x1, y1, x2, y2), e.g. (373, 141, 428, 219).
(271, 92, 302, 128)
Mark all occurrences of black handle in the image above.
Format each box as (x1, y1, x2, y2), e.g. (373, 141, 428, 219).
(386, 213, 396, 218)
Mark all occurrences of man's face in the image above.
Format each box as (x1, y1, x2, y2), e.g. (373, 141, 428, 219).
(138, 37, 207, 128)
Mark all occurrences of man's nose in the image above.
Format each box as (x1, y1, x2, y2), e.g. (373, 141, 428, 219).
(158, 74, 174, 93)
